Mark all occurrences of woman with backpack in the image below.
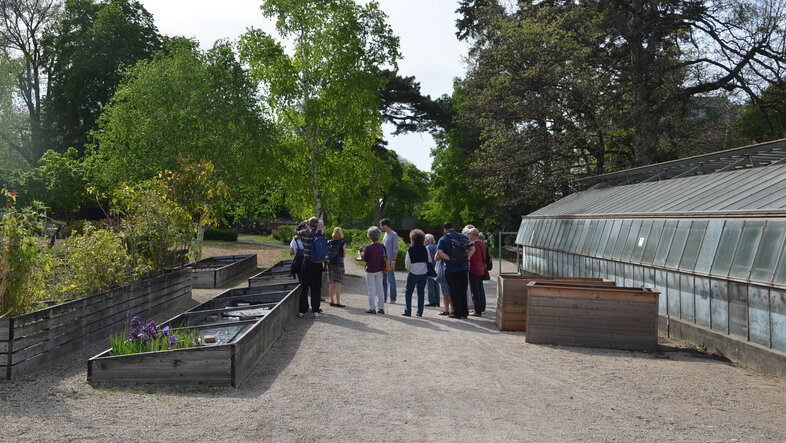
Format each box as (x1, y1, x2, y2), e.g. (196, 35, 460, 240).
(289, 222, 307, 282)
(327, 227, 347, 308)
(402, 229, 432, 317)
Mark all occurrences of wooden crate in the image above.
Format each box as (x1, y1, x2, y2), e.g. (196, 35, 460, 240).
(191, 254, 258, 288)
(496, 275, 614, 331)
(525, 282, 660, 351)
(88, 262, 300, 387)
(0, 268, 191, 380)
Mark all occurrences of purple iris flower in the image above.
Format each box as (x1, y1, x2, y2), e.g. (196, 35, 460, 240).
(145, 321, 157, 337)
(131, 316, 141, 329)
(139, 332, 149, 344)
(162, 326, 170, 337)
(168, 336, 178, 348)
(129, 330, 139, 340)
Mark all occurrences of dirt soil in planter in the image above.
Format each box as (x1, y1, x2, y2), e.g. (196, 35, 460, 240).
(1, 266, 786, 441)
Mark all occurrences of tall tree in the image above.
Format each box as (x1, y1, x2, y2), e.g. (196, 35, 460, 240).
(0, 0, 62, 165)
(0, 52, 26, 173)
(239, 0, 400, 221)
(90, 40, 280, 219)
(42, 0, 161, 153)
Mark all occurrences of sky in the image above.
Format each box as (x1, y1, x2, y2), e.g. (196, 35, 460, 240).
(136, 0, 469, 172)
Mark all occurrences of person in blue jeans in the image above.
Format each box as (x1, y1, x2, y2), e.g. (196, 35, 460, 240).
(425, 234, 440, 307)
(380, 218, 398, 303)
(403, 229, 432, 317)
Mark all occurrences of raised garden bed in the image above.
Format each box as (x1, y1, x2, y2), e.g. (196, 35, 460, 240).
(191, 254, 257, 288)
(88, 261, 300, 387)
(248, 259, 294, 286)
(496, 275, 613, 331)
(0, 268, 192, 380)
(525, 281, 659, 351)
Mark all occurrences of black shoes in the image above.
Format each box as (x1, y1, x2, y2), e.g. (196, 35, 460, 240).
(377, 309, 385, 314)
(402, 313, 411, 317)
(426, 303, 437, 307)
(365, 309, 376, 314)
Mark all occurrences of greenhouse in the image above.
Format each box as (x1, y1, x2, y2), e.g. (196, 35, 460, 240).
(516, 138, 786, 373)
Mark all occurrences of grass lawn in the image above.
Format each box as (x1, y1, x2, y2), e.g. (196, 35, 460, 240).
(237, 234, 283, 244)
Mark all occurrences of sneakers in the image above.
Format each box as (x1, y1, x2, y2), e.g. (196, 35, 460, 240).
(313, 312, 321, 319)
(365, 309, 376, 314)
(377, 309, 385, 314)
(296, 312, 305, 318)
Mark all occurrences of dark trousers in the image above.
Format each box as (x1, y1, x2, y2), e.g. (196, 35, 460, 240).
(468, 272, 486, 313)
(445, 271, 469, 317)
(299, 260, 323, 313)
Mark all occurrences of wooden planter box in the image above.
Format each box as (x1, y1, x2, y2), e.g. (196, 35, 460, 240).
(88, 261, 300, 387)
(0, 268, 191, 380)
(249, 260, 327, 299)
(191, 254, 257, 288)
(496, 275, 613, 331)
(525, 282, 660, 351)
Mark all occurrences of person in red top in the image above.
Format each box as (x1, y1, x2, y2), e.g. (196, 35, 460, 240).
(362, 226, 386, 314)
(467, 227, 488, 316)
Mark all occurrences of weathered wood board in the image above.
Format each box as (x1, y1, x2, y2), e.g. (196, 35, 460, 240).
(1, 268, 192, 380)
(525, 282, 659, 351)
(496, 275, 614, 331)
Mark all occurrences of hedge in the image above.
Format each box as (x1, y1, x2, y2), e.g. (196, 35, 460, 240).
(204, 227, 238, 242)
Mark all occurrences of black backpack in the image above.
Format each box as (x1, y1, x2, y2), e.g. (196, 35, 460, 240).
(327, 239, 343, 263)
(449, 235, 470, 265)
(291, 239, 304, 278)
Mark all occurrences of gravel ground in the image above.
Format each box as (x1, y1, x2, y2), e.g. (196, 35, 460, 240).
(2, 255, 786, 441)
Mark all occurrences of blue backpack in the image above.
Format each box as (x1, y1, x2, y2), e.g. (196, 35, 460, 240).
(310, 234, 329, 263)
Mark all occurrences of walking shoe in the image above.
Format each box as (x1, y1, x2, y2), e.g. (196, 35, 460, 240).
(471, 312, 482, 317)
(416, 313, 423, 317)
(439, 311, 450, 316)
(296, 312, 305, 318)
(365, 309, 376, 314)
(330, 302, 336, 306)
(377, 309, 385, 314)
(313, 312, 321, 319)
(448, 314, 460, 319)
(335, 304, 346, 308)
(402, 312, 411, 317)
(426, 303, 437, 307)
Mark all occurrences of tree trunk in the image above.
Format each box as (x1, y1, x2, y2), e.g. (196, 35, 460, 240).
(192, 222, 205, 263)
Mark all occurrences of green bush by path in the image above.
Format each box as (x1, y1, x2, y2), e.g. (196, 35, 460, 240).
(275, 225, 295, 244)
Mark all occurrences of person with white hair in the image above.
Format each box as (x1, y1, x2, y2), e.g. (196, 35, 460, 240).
(467, 227, 488, 316)
(424, 233, 440, 307)
(362, 226, 386, 314)
(295, 217, 325, 319)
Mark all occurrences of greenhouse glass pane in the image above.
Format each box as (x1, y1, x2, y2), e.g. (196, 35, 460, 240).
(680, 274, 695, 322)
(612, 219, 633, 260)
(679, 220, 707, 271)
(695, 276, 711, 327)
(729, 220, 765, 280)
(750, 219, 786, 283)
(542, 220, 557, 248)
(653, 220, 678, 267)
(596, 220, 614, 257)
(632, 220, 653, 263)
(665, 220, 691, 269)
(564, 220, 579, 252)
(695, 220, 724, 274)
(728, 282, 749, 339)
(580, 220, 599, 255)
(656, 269, 668, 314)
(710, 279, 729, 333)
(749, 286, 770, 346)
(554, 220, 568, 250)
(641, 220, 665, 264)
(603, 220, 623, 258)
(621, 220, 642, 261)
(667, 272, 680, 316)
(574, 219, 591, 254)
(772, 289, 786, 353)
(711, 220, 743, 277)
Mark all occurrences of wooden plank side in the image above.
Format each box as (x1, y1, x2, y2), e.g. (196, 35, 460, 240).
(526, 332, 657, 351)
(12, 284, 191, 362)
(0, 318, 10, 341)
(13, 278, 190, 344)
(527, 296, 658, 313)
(88, 346, 231, 385)
(526, 316, 657, 334)
(13, 271, 189, 336)
(528, 286, 658, 304)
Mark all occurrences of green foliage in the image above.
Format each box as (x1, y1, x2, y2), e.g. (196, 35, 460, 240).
(43, 0, 162, 153)
(738, 85, 786, 143)
(109, 179, 192, 273)
(204, 227, 238, 242)
(0, 54, 28, 173)
(274, 225, 296, 244)
(239, 0, 400, 222)
(53, 225, 135, 300)
(109, 324, 201, 356)
(9, 148, 88, 212)
(90, 40, 280, 220)
(0, 189, 52, 317)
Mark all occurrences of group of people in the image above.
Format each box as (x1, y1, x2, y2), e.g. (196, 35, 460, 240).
(290, 217, 490, 321)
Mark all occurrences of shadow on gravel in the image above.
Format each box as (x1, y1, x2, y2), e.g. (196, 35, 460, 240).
(321, 307, 388, 335)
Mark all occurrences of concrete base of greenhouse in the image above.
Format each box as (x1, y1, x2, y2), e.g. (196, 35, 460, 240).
(659, 315, 786, 378)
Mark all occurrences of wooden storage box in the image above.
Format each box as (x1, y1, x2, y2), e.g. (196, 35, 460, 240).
(525, 282, 659, 351)
(496, 275, 613, 331)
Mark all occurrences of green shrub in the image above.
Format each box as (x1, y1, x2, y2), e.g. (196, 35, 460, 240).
(275, 225, 295, 244)
(204, 227, 238, 242)
(54, 225, 136, 301)
(0, 192, 51, 316)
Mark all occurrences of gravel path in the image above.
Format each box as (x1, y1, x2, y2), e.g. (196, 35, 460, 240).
(2, 269, 786, 441)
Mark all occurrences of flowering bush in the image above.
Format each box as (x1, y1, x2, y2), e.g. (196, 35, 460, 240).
(109, 316, 202, 355)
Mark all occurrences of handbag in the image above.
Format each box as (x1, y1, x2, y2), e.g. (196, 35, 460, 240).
(382, 245, 393, 273)
(435, 260, 447, 285)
